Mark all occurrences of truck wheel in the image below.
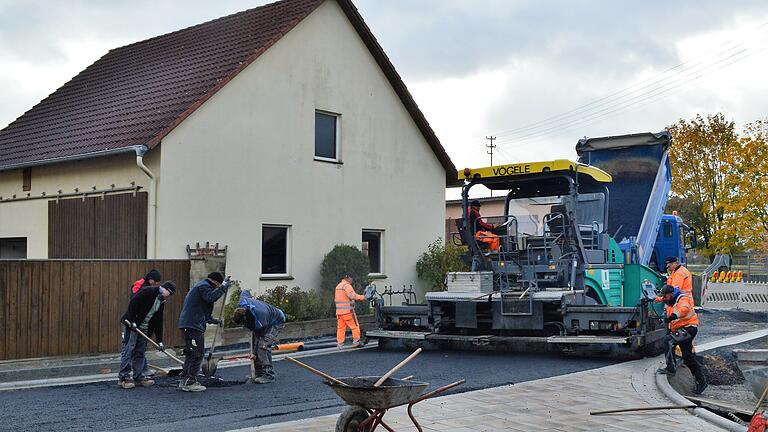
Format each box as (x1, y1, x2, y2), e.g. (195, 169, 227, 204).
(336, 405, 371, 432)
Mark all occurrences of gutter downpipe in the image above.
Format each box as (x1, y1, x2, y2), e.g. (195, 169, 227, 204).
(134, 146, 157, 259)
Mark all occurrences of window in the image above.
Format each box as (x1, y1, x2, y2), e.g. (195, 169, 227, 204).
(315, 111, 339, 161)
(663, 222, 673, 238)
(262, 225, 289, 276)
(0, 237, 27, 259)
(362, 230, 383, 274)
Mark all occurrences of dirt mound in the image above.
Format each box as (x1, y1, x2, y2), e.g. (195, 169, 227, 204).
(701, 352, 745, 386)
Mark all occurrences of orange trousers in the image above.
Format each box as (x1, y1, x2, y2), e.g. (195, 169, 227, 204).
(336, 312, 361, 345)
(475, 230, 500, 251)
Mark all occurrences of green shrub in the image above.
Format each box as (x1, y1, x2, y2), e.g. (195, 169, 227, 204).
(257, 285, 331, 322)
(320, 244, 371, 315)
(416, 238, 469, 291)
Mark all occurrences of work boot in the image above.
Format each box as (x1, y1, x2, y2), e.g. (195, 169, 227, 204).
(252, 375, 274, 384)
(179, 377, 206, 392)
(656, 367, 676, 376)
(118, 379, 135, 389)
(351, 340, 364, 348)
(337, 343, 344, 349)
(136, 378, 154, 387)
(693, 381, 708, 395)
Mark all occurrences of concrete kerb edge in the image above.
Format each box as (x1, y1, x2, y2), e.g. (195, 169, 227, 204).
(655, 329, 768, 432)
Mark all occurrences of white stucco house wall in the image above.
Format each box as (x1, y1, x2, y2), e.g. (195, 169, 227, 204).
(0, 0, 456, 295)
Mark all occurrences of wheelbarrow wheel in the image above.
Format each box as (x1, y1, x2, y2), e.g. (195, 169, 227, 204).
(336, 405, 371, 432)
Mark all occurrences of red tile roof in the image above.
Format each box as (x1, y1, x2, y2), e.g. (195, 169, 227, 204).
(0, 0, 457, 183)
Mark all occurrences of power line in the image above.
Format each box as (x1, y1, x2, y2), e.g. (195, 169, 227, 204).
(492, 41, 768, 147)
(492, 20, 768, 140)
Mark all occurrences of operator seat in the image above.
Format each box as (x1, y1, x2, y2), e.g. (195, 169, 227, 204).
(546, 204, 569, 234)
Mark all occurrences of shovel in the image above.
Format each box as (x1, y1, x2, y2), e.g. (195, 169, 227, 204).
(202, 291, 228, 377)
(123, 320, 184, 375)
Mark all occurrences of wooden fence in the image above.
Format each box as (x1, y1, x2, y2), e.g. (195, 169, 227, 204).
(0, 259, 190, 361)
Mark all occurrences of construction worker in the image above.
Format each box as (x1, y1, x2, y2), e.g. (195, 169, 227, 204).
(468, 200, 501, 251)
(130, 269, 162, 296)
(232, 290, 286, 383)
(119, 281, 176, 389)
(654, 256, 692, 303)
(657, 284, 708, 395)
(177, 272, 231, 392)
(335, 274, 370, 348)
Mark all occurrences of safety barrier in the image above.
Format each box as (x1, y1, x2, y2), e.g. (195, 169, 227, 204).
(702, 280, 768, 311)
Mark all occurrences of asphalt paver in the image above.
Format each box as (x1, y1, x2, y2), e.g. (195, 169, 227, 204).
(0, 349, 618, 432)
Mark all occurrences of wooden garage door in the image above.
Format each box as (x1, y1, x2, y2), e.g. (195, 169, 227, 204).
(48, 192, 148, 258)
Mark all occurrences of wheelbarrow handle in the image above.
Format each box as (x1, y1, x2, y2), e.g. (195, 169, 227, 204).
(411, 379, 466, 405)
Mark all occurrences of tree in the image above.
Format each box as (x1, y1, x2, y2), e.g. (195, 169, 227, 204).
(667, 113, 741, 256)
(726, 119, 768, 250)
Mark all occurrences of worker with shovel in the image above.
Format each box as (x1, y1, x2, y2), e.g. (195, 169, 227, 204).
(119, 281, 176, 389)
(232, 290, 286, 383)
(656, 284, 708, 395)
(177, 272, 231, 392)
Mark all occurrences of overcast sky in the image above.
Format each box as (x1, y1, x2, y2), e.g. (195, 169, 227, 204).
(2, 0, 768, 180)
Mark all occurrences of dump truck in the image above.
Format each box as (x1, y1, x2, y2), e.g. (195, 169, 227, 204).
(366, 132, 684, 358)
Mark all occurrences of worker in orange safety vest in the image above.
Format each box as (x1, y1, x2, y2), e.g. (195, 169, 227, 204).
(656, 284, 707, 395)
(654, 256, 692, 303)
(335, 274, 370, 348)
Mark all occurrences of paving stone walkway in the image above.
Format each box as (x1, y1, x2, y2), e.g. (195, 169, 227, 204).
(232, 356, 724, 432)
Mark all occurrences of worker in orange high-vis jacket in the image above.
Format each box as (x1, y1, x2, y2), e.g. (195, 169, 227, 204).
(335, 274, 368, 348)
(654, 256, 692, 303)
(657, 284, 707, 395)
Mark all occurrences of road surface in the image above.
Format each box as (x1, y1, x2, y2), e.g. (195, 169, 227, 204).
(0, 348, 618, 431)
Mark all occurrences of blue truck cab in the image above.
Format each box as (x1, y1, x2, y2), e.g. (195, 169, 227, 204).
(650, 213, 694, 271)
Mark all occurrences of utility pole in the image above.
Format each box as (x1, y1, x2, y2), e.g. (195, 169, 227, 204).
(486, 136, 496, 197)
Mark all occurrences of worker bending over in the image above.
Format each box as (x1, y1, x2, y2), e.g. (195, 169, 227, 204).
(335, 274, 371, 348)
(233, 290, 286, 383)
(119, 281, 176, 389)
(177, 272, 231, 392)
(657, 284, 707, 395)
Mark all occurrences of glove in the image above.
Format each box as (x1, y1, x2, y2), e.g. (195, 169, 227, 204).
(220, 277, 232, 291)
(130, 322, 138, 331)
(665, 313, 679, 323)
(207, 318, 222, 326)
(158, 342, 165, 351)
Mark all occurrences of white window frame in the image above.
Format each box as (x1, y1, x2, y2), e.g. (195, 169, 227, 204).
(314, 110, 341, 163)
(362, 229, 385, 276)
(260, 224, 291, 279)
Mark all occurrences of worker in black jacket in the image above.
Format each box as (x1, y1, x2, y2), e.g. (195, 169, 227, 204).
(119, 281, 176, 389)
(177, 272, 231, 392)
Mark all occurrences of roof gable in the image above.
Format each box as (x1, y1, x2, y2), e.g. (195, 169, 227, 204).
(0, 0, 456, 183)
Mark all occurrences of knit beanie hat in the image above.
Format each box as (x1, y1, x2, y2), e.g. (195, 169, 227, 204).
(207, 272, 225, 284)
(145, 269, 162, 282)
(161, 281, 176, 295)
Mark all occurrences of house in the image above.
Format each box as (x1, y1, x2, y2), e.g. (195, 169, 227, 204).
(445, 196, 505, 241)
(0, 0, 456, 295)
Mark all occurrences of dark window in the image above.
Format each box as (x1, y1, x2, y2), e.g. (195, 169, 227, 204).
(22, 168, 31, 192)
(663, 222, 673, 238)
(362, 230, 382, 274)
(262, 226, 289, 275)
(0, 237, 27, 259)
(315, 111, 338, 160)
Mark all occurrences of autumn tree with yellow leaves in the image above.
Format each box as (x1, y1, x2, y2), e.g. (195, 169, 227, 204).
(667, 113, 768, 257)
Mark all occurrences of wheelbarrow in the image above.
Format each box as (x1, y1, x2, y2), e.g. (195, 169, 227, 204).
(328, 376, 465, 432)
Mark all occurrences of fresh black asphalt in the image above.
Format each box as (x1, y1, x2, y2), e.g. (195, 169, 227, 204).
(0, 349, 619, 431)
